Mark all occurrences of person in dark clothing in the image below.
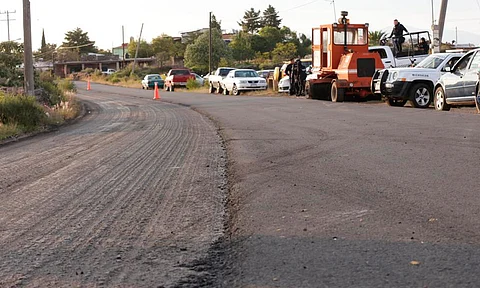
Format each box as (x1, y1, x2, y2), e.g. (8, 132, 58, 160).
(293, 59, 307, 96)
(389, 19, 409, 54)
(419, 37, 429, 54)
(285, 58, 295, 95)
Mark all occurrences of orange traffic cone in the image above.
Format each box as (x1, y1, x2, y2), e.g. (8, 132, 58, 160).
(87, 78, 91, 91)
(153, 82, 160, 100)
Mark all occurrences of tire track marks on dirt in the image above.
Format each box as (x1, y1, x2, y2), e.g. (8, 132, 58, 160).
(0, 89, 227, 287)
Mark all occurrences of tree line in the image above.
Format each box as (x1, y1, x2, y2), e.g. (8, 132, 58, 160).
(25, 5, 311, 75)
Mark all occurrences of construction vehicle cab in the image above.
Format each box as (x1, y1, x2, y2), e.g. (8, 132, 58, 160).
(306, 11, 384, 101)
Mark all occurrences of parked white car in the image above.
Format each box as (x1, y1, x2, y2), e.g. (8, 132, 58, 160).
(371, 52, 464, 108)
(192, 73, 204, 86)
(221, 69, 267, 95)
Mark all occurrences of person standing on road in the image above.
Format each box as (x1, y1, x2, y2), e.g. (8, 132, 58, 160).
(285, 58, 295, 95)
(389, 19, 409, 54)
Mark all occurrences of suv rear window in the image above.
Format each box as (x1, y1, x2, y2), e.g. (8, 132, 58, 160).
(219, 69, 234, 76)
(171, 70, 190, 75)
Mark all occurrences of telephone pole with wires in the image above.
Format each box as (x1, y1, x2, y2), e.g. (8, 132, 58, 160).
(0, 10, 16, 41)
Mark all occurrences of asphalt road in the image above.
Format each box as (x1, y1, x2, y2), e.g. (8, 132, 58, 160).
(3, 82, 480, 287)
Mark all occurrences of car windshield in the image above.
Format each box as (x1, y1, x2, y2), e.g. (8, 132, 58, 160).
(415, 55, 448, 69)
(148, 75, 161, 80)
(219, 69, 234, 76)
(234, 70, 259, 78)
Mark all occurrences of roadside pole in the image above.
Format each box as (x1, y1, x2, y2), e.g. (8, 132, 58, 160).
(131, 23, 143, 76)
(209, 12, 212, 76)
(22, 0, 34, 96)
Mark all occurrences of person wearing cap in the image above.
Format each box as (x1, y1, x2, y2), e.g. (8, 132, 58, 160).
(389, 19, 409, 54)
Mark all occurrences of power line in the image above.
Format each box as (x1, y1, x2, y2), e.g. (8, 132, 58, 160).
(0, 10, 16, 41)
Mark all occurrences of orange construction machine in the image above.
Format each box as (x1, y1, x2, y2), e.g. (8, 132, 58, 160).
(305, 11, 384, 102)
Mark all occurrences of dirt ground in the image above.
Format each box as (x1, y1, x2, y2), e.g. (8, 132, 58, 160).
(0, 90, 228, 287)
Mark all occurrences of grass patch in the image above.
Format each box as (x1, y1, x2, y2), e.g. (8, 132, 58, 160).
(0, 79, 81, 141)
(0, 122, 19, 140)
(85, 74, 142, 89)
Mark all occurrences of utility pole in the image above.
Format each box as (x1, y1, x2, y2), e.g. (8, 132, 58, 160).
(122, 25, 125, 68)
(131, 23, 143, 76)
(0, 10, 16, 41)
(209, 12, 212, 74)
(22, 1, 34, 95)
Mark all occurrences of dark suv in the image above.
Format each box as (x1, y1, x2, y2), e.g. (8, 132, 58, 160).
(434, 48, 480, 111)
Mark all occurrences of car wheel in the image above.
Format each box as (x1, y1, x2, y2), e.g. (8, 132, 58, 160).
(209, 83, 216, 94)
(434, 86, 450, 111)
(476, 87, 480, 114)
(223, 86, 229, 95)
(217, 82, 224, 94)
(232, 84, 240, 96)
(387, 98, 407, 107)
(410, 83, 432, 108)
(331, 82, 344, 102)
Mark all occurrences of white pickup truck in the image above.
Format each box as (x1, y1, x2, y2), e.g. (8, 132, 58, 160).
(371, 52, 464, 108)
(208, 67, 235, 94)
(369, 46, 430, 68)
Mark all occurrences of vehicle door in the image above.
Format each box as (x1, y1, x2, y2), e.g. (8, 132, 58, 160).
(444, 52, 474, 99)
(461, 51, 480, 99)
(223, 71, 234, 90)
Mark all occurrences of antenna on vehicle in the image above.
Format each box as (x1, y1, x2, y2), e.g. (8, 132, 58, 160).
(325, 0, 337, 22)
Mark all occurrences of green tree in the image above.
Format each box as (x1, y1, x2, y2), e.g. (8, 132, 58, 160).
(41, 29, 46, 51)
(230, 32, 255, 61)
(34, 43, 57, 61)
(128, 39, 153, 59)
(238, 8, 262, 34)
(262, 5, 282, 29)
(62, 27, 97, 54)
(258, 26, 283, 52)
(151, 34, 176, 66)
(249, 34, 269, 54)
(184, 29, 231, 74)
(271, 42, 297, 63)
(0, 41, 24, 87)
(368, 30, 386, 46)
(211, 14, 222, 31)
(298, 33, 312, 57)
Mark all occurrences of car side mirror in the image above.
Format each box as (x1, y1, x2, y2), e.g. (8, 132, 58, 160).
(444, 67, 451, 72)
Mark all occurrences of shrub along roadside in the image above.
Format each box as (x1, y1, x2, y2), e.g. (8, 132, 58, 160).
(0, 77, 80, 141)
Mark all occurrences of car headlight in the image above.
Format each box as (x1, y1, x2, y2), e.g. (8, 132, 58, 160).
(239, 80, 247, 84)
(391, 72, 398, 81)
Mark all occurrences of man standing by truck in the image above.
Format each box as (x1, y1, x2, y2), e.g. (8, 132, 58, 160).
(389, 19, 409, 54)
(285, 58, 295, 95)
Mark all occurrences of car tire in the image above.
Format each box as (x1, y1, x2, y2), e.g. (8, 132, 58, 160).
(434, 86, 450, 111)
(217, 82, 224, 94)
(305, 81, 311, 99)
(387, 98, 407, 107)
(209, 83, 216, 94)
(232, 84, 240, 96)
(331, 82, 344, 102)
(223, 86, 229, 95)
(476, 87, 480, 114)
(410, 83, 432, 108)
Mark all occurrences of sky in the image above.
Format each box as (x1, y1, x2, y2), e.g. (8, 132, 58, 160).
(2, 0, 480, 51)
